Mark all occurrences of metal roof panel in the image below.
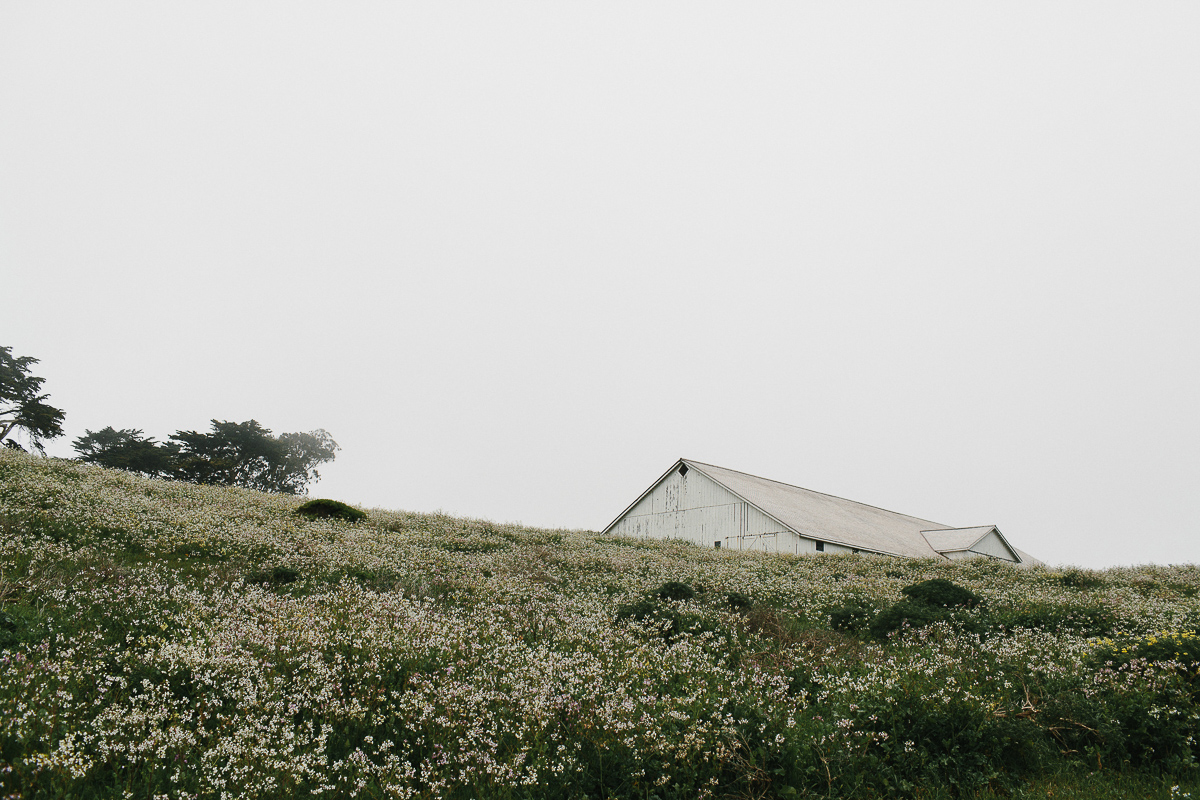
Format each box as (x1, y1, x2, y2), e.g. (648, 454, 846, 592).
(683, 460, 950, 559)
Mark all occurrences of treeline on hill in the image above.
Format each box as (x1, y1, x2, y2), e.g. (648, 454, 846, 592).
(73, 421, 339, 495)
(1, 344, 337, 495)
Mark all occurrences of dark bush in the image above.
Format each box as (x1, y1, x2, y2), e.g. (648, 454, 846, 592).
(784, 664, 822, 698)
(615, 597, 660, 623)
(869, 599, 947, 639)
(998, 603, 1118, 638)
(828, 598, 874, 634)
(1059, 568, 1104, 590)
(0, 610, 20, 648)
(0, 605, 44, 650)
(655, 581, 696, 601)
(338, 565, 401, 593)
(901, 578, 982, 609)
(1041, 683, 1200, 771)
(272, 565, 301, 584)
(856, 694, 1051, 794)
(295, 498, 366, 523)
(615, 597, 685, 639)
(1131, 578, 1161, 597)
(726, 591, 753, 611)
(615, 594, 722, 644)
(248, 565, 302, 586)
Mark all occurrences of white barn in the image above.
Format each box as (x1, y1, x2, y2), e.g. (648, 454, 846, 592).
(603, 459, 1042, 566)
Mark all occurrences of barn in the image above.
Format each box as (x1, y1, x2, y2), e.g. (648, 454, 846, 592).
(602, 459, 1042, 566)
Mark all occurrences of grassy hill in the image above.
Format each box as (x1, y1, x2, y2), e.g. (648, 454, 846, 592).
(2, 448, 1199, 799)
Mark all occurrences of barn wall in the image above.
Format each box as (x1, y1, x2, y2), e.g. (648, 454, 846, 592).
(608, 465, 794, 550)
(969, 531, 1017, 561)
(794, 537, 855, 555)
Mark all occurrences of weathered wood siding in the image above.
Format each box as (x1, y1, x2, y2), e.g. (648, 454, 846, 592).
(608, 464, 843, 554)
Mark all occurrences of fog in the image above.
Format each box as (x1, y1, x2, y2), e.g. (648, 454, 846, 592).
(4, 3, 1198, 567)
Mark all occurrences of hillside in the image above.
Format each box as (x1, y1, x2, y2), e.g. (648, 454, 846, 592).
(2, 448, 1199, 799)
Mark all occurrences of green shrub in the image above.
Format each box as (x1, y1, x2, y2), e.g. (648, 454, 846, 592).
(655, 581, 696, 601)
(0, 601, 51, 650)
(169, 541, 229, 560)
(615, 597, 686, 639)
(295, 498, 366, 522)
(901, 578, 982, 609)
(999, 603, 1118, 638)
(1059, 568, 1105, 590)
(726, 591, 753, 611)
(1041, 683, 1200, 772)
(1131, 578, 1163, 597)
(866, 579, 984, 639)
(828, 598, 874, 634)
(247, 565, 301, 586)
(852, 693, 1052, 794)
(784, 664, 823, 698)
(615, 592, 721, 643)
(615, 597, 660, 623)
(869, 599, 947, 639)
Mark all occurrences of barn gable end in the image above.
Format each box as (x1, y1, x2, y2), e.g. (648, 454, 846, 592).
(604, 459, 860, 555)
(921, 526, 1021, 562)
(604, 460, 772, 549)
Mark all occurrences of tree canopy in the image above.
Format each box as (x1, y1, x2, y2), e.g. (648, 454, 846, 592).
(73, 427, 177, 477)
(0, 346, 65, 453)
(73, 419, 339, 495)
(169, 420, 339, 494)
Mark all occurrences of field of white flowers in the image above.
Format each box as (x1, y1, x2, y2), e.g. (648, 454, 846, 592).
(2, 448, 1199, 800)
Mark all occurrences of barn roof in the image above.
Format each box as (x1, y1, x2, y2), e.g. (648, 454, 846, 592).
(682, 460, 948, 559)
(673, 460, 1039, 565)
(920, 526, 1000, 553)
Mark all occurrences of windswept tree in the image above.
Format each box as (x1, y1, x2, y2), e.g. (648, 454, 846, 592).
(71, 417, 339, 494)
(73, 427, 177, 477)
(169, 420, 339, 495)
(0, 345, 65, 453)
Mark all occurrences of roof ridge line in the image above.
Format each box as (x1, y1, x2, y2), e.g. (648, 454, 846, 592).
(683, 459, 951, 530)
(681, 459, 893, 557)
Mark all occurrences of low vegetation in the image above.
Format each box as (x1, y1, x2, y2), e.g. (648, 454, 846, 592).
(2, 448, 1199, 798)
(296, 497, 368, 522)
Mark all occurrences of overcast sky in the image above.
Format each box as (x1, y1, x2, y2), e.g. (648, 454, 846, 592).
(4, 3, 1198, 569)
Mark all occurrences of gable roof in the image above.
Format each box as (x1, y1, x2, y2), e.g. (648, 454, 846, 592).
(682, 460, 951, 559)
(611, 459, 1036, 565)
(920, 526, 1002, 553)
(920, 525, 1024, 562)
